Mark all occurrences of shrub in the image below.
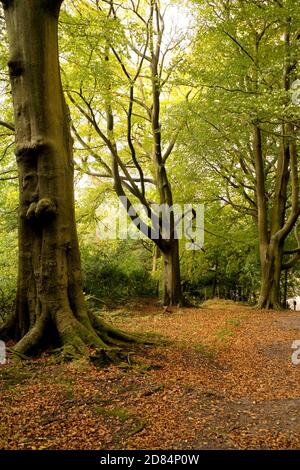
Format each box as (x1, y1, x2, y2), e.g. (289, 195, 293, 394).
(80, 240, 156, 304)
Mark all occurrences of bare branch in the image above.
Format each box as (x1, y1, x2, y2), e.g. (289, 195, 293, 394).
(0, 120, 14, 132)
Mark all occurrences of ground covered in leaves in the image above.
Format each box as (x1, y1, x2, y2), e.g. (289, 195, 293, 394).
(1, 299, 300, 450)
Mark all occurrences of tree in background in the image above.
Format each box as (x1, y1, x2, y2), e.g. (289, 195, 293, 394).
(185, 0, 300, 308)
(63, 0, 193, 305)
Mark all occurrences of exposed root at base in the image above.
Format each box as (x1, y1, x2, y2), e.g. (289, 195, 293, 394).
(89, 348, 131, 368)
(1, 310, 157, 364)
(254, 301, 282, 310)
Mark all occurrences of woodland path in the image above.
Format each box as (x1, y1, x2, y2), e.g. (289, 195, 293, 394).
(1, 299, 300, 450)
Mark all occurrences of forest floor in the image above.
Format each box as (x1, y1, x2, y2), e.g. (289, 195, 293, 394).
(1, 298, 300, 450)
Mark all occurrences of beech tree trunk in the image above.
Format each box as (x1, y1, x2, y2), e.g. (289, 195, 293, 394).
(256, 241, 283, 309)
(253, 19, 299, 309)
(0, 0, 137, 358)
(161, 240, 182, 306)
(253, 116, 299, 310)
(65, 2, 184, 307)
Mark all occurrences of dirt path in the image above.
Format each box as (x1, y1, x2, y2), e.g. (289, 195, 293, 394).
(1, 300, 300, 450)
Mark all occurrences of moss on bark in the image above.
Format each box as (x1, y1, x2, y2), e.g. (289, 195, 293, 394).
(0, 0, 150, 362)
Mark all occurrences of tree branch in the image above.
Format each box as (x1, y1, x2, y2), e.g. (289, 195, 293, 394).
(0, 120, 14, 132)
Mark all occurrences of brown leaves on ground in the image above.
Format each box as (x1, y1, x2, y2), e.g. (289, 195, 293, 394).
(1, 299, 300, 450)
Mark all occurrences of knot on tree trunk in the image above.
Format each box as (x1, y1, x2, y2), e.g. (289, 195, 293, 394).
(7, 59, 23, 78)
(26, 198, 57, 220)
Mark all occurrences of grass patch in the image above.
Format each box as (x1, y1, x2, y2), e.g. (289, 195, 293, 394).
(202, 298, 238, 308)
(216, 327, 234, 342)
(0, 365, 33, 390)
(214, 315, 247, 348)
(227, 318, 242, 328)
(126, 417, 147, 437)
(47, 373, 74, 400)
(61, 383, 74, 401)
(93, 405, 132, 422)
(193, 343, 217, 359)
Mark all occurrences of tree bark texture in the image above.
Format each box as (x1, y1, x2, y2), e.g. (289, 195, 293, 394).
(0, 0, 138, 358)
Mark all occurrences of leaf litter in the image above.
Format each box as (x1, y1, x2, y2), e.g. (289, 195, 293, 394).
(1, 299, 300, 450)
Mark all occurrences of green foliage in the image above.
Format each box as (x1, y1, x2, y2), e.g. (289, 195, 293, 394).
(0, 183, 18, 322)
(80, 240, 157, 304)
(0, 14, 17, 321)
(0, 0, 299, 313)
(0, 230, 17, 321)
(179, 202, 260, 303)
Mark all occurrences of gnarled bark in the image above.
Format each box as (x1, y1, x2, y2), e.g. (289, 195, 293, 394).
(256, 240, 283, 309)
(0, 0, 140, 359)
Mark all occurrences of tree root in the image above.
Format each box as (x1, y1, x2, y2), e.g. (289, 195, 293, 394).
(0, 308, 157, 364)
(12, 312, 48, 356)
(88, 311, 153, 346)
(89, 348, 128, 368)
(254, 300, 282, 310)
(6, 346, 30, 361)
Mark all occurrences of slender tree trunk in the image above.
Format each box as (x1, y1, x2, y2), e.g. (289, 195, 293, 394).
(149, 4, 183, 307)
(283, 269, 288, 308)
(161, 239, 182, 306)
(0, 0, 139, 358)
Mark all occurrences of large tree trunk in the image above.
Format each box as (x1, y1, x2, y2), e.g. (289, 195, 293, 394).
(256, 240, 283, 309)
(162, 240, 182, 306)
(0, 0, 138, 358)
